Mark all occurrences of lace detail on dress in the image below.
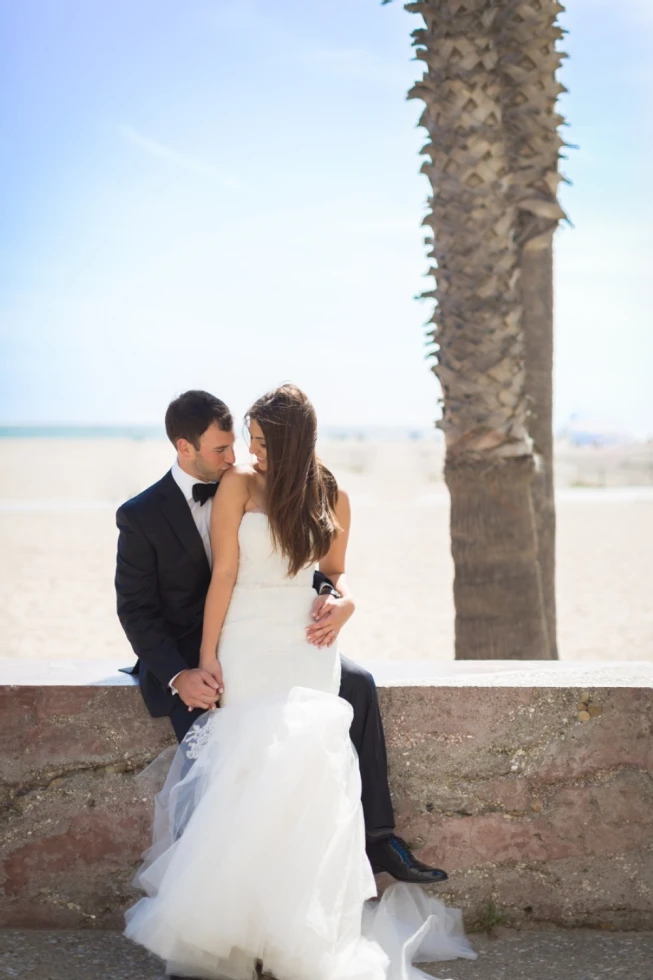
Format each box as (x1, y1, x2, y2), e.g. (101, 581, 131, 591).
(184, 714, 218, 760)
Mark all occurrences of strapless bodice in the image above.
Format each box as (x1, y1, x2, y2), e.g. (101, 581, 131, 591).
(236, 512, 315, 590)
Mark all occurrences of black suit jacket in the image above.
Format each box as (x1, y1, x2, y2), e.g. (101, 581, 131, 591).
(115, 470, 335, 718)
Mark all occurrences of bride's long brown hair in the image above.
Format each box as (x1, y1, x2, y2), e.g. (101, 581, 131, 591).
(246, 384, 340, 577)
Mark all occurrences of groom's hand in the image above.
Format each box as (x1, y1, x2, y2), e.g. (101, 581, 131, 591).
(175, 668, 222, 712)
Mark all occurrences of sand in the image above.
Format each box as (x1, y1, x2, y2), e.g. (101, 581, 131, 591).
(0, 438, 651, 664)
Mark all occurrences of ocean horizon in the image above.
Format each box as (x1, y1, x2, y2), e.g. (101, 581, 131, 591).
(0, 423, 441, 442)
(1, 424, 649, 446)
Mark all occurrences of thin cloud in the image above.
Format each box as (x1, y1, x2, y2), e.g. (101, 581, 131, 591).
(572, 0, 653, 28)
(120, 125, 246, 190)
(331, 217, 419, 234)
(290, 47, 411, 87)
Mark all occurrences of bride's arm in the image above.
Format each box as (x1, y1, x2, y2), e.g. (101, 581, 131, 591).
(307, 490, 355, 647)
(318, 489, 352, 598)
(199, 469, 249, 672)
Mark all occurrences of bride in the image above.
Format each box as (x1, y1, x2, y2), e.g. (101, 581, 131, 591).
(124, 384, 476, 980)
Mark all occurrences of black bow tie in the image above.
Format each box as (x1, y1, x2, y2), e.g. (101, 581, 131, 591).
(192, 482, 218, 506)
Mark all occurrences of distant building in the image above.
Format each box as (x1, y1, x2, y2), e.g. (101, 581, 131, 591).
(558, 414, 631, 448)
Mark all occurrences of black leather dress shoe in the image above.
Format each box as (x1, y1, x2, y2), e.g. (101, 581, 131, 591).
(366, 834, 448, 884)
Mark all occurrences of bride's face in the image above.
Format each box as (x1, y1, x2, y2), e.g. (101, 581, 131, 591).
(248, 419, 267, 473)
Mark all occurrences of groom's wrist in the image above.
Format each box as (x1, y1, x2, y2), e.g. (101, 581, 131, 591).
(168, 669, 186, 695)
(318, 583, 340, 598)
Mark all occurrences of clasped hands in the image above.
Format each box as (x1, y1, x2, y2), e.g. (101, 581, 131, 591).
(176, 659, 224, 713)
(175, 595, 354, 712)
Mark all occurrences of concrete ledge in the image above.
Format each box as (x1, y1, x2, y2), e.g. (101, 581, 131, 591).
(2, 658, 652, 687)
(1, 661, 652, 930)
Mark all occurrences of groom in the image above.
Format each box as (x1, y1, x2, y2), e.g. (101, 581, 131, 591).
(115, 389, 446, 885)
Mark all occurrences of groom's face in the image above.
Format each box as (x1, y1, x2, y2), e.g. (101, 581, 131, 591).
(179, 423, 236, 483)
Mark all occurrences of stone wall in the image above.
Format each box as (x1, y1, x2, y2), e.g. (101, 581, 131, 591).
(1, 661, 652, 930)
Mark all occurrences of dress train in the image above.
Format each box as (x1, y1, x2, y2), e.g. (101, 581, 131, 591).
(125, 690, 477, 980)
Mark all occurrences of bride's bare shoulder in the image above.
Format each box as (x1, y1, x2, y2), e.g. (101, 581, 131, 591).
(217, 465, 256, 498)
(222, 464, 257, 482)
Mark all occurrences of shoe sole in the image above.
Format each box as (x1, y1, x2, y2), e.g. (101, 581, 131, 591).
(370, 863, 448, 881)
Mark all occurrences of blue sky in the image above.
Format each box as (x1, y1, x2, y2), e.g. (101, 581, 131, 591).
(1, 0, 652, 435)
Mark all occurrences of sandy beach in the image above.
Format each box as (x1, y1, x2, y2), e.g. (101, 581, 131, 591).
(1, 437, 652, 665)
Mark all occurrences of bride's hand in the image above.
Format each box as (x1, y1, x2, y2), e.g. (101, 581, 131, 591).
(306, 596, 355, 648)
(199, 657, 225, 701)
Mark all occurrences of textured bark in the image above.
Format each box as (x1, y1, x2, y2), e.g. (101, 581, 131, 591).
(445, 454, 549, 659)
(493, 1, 566, 659)
(521, 239, 558, 659)
(403, 0, 566, 659)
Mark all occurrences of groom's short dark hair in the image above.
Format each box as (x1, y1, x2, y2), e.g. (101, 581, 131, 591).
(165, 390, 233, 449)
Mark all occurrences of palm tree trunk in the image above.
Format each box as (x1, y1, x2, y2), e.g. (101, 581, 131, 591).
(521, 238, 558, 658)
(403, 0, 566, 659)
(494, 1, 567, 658)
(447, 454, 549, 659)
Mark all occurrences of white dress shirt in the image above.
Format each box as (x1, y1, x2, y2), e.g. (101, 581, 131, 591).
(168, 461, 217, 695)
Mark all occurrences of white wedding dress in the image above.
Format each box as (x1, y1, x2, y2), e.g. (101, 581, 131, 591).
(124, 512, 476, 980)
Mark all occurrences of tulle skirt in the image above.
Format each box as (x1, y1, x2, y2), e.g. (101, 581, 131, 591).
(124, 687, 476, 980)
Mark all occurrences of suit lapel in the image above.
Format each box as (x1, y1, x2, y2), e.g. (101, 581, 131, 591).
(157, 470, 210, 573)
